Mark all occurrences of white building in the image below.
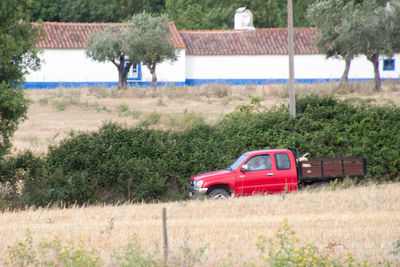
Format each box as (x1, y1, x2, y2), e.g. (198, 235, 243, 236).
(24, 10, 399, 89)
(26, 21, 186, 88)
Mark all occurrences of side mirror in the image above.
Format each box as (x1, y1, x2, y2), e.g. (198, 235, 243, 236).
(240, 164, 248, 172)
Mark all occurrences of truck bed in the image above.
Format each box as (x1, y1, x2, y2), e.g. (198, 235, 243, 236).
(298, 156, 367, 183)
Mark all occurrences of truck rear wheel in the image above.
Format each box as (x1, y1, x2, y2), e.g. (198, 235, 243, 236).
(208, 189, 230, 200)
(309, 181, 330, 189)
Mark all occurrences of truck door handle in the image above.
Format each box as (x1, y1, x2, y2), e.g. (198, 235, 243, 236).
(267, 173, 274, 176)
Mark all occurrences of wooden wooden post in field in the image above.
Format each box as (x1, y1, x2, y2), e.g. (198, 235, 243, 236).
(288, 0, 296, 117)
(162, 207, 168, 263)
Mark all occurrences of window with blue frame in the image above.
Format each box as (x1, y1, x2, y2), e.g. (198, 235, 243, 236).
(123, 60, 141, 80)
(383, 58, 395, 71)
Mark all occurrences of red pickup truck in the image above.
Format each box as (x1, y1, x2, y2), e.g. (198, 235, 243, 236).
(188, 148, 367, 199)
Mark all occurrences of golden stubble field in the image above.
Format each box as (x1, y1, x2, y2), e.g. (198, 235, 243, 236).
(4, 82, 400, 265)
(0, 184, 399, 265)
(11, 82, 400, 154)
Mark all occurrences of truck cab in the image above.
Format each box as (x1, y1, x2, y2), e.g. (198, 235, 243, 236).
(189, 149, 298, 199)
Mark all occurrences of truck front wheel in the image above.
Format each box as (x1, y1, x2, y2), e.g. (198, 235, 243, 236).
(208, 189, 230, 200)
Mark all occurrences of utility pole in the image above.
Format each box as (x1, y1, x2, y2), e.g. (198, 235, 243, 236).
(288, 0, 296, 117)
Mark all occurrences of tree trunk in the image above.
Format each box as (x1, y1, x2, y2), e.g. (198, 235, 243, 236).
(117, 63, 125, 89)
(339, 57, 352, 85)
(150, 64, 157, 90)
(369, 54, 381, 92)
(116, 56, 131, 90)
(122, 62, 132, 89)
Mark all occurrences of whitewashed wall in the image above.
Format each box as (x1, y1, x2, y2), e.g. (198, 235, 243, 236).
(27, 49, 116, 82)
(185, 54, 400, 81)
(140, 49, 185, 82)
(25, 49, 399, 87)
(25, 48, 186, 87)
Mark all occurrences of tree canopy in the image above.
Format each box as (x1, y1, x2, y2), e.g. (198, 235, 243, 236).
(31, 0, 323, 28)
(307, 0, 358, 84)
(0, 0, 42, 84)
(165, 0, 316, 30)
(346, 0, 400, 91)
(0, 0, 40, 157)
(86, 26, 134, 89)
(308, 0, 400, 91)
(124, 13, 176, 89)
(86, 13, 176, 89)
(32, 0, 167, 23)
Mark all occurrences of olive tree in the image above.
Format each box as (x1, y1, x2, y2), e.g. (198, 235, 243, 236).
(86, 26, 136, 89)
(307, 0, 357, 84)
(345, 0, 400, 91)
(309, 0, 400, 91)
(124, 13, 177, 90)
(86, 13, 176, 89)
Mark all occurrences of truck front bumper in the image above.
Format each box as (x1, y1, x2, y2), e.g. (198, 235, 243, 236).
(188, 187, 208, 198)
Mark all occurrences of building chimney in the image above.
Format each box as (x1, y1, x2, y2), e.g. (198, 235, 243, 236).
(234, 7, 255, 30)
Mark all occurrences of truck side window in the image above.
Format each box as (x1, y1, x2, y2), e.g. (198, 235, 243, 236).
(246, 155, 271, 171)
(275, 153, 291, 170)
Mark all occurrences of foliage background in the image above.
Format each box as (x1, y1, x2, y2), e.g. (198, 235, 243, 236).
(1, 94, 399, 208)
(30, 0, 392, 29)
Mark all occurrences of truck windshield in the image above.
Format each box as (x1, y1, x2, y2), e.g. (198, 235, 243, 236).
(225, 154, 249, 171)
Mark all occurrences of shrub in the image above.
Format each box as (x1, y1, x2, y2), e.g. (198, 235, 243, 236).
(0, 151, 45, 209)
(1, 94, 400, 207)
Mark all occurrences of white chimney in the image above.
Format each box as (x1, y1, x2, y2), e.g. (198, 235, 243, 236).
(234, 7, 255, 30)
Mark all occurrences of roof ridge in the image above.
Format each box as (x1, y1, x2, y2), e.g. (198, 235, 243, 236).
(179, 27, 318, 55)
(33, 21, 185, 49)
(33, 21, 129, 26)
(179, 27, 317, 33)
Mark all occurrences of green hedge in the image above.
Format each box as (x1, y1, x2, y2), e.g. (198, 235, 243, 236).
(1, 94, 399, 208)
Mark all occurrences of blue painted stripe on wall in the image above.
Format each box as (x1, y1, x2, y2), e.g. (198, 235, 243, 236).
(185, 78, 399, 85)
(127, 81, 186, 87)
(22, 78, 399, 89)
(22, 81, 186, 89)
(23, 82, 119, 89)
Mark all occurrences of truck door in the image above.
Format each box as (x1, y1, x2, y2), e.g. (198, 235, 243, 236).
(270, 152, 298, 193)
(237, 154, 273, 195)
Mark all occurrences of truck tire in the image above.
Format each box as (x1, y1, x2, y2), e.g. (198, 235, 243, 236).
(309, 181, 330, 189)
(208, 189, 230, 200)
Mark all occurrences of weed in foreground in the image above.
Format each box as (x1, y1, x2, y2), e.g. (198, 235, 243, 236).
(6, 221, 400, 266)
(21, 136, 40, 146)
(166, 112, 205, 130)
(253, 219, 399, 267)
(139, 111, 161, 127)
(38, 97, 50, 105)
(7, 229, 100, 267)
(113, 238, 159, 267)
(171, 232, 208, 267)
(52, 99, 70, 111)
(116, 104, 141, 118)
(81, 101, 111, 112)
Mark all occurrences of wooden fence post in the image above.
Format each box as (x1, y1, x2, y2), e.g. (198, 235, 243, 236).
(162, 207, 168, 263)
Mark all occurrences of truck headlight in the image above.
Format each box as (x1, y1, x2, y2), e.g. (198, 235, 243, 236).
(192, 180, 204, 189)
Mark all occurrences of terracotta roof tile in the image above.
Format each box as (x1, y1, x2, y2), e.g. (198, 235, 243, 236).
(32, 21, 185, 49)
(168, 21, 185, 49)
(179, 28, 318, 55)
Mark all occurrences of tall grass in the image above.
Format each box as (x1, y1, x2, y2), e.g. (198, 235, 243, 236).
(1, 183, 399, 266)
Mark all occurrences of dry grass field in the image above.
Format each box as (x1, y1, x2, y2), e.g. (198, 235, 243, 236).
(3, 82, 400, 265)
(0, 183, 399, 266)
(11, 82, 400, 154)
